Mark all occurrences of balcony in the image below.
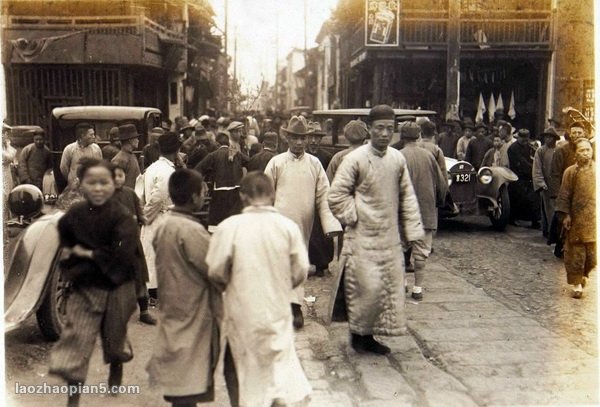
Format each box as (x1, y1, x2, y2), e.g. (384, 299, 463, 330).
(2, 15, 186, 71)
(348, 9, 552, 60)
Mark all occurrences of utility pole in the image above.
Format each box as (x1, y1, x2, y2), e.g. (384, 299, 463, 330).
(233, 26, 238, 113)
(303, 0, 308, 107)
(275, 7, 279, 111)
(224, 0, 228, 112)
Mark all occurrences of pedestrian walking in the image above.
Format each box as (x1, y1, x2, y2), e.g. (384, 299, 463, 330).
(307, 121, 333, 169)
(195, 132, 248, 230)
(207, 172, 312, 407)
(101, 127, 121, 161)
(326, 120, 368, 182)
(464, 122, 493, 170)
(17, 128, 52, 190)
(507, 129, 541, 228)
(139, 132, 181, 302)
(555, 138, 596, 299)
(112, 163, 156, 325)
(111, 124, 141, 189)
(247, 131, 278, 172)
(328, 105, 424, 355)
(265, 115, 342, 329)
(417, 120, 447, 175)
(49, 158, 138, 407)
(227, 121, 249, 156)
(532, 127, 559, 238)
(147, 169, 221, 407)
(456, 118, 474, 161)
(399, 121, 447, 300)
(59, 123, 102, 189)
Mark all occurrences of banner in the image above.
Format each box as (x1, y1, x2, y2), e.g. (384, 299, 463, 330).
(365, 0, 400, 46)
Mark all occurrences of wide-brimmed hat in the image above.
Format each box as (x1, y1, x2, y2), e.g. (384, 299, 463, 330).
(540, 127, 560, 140)
(462, 118, 475, 130)
(118, 124, 139, 141)
(282, 116, 313, 136)
(475, 122, 487, 131)
(308, 121, 327, 136)
(158, 132, 182, 154)
(180, 117, 193, 131)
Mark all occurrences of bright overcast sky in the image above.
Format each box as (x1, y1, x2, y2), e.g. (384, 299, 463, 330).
(208, 0, 338, 90)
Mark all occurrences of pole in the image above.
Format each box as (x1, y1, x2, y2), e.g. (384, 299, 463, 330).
(303, 0, 308, 107)
(224, 0, 228, 112)
(233, 26, 238, 113)
(275, 7, 279, 111)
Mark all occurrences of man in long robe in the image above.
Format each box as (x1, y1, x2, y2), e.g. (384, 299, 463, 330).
(532, 127, 559, 237)
(555, 138, 595, 298)
(456, 119, 474, 161)
(326, 120, 368, 183)
(328, 105, 424, 355)
(207, 172, 311, 407)
(465, 123, 493, 170)
(507, 129, 541, 228)
(265, 116, 342, 329)
(437, 120, 461, 159)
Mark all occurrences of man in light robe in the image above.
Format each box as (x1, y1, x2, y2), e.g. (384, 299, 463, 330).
(328, 105, 424, 355)
(456, 118, 475, 161)
(265, 116, 342, 329)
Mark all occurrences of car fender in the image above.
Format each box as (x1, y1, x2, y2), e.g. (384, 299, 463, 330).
(476, 166, 519, 207)
(4, 211, 64, 332)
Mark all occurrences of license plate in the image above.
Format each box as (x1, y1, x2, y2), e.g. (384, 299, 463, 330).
(454, 173, 471, 183)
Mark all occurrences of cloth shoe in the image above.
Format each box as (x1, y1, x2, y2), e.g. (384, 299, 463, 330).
(572, 284, 583, 299)
(291, 303, 304, 329)
(362, 335, 390, 355)
(108, 363, 123, 390)
(351, 334, 365, 353)
(411, 286, 423, 301)
(139, 311, 157, 325)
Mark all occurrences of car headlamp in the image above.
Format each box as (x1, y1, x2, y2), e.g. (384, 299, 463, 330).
(8, 185, 44, 219)
(478, 168, 493, 185)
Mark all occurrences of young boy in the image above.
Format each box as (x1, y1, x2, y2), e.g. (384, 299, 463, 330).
(49, 158, 139, 407)
(481, 134, 505, 168)
(147, 169, 220, 407)
(112, 163, 156, 325)
(206, 171, 312, 407)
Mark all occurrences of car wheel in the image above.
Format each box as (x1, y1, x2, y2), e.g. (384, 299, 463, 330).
(35, 249, 69, 341)
(489, 185, 511, 231)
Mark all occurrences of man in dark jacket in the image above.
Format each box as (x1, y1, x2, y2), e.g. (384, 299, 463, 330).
(507, 129, 540, 228)
(465, 122, 493, 170)
(17, 129, 52, 190)
(247, 132, 278, 172)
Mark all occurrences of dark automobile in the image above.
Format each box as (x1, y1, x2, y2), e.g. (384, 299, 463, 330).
(5, 106, 163, 341)
(51, 106, 162, 192)
(441, 157, 518, 231)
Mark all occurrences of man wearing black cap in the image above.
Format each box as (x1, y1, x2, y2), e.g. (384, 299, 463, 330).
(437, 120, 461, 159)
(139, 132, 182, 301)
(507, 129, 541, 228)
(464, 122, 493, 170)
(533, 127, 560, 237)
(417, 120, 447, 175)
(247, 131, 278, 172)
(328, 105, 424, 355)
(17, 129, 52, 190)
(111, 124, 141, 189)
(59, 122, 102, 189)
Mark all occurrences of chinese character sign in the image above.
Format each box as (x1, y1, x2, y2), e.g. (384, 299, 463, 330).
(365, 0, 400, 46)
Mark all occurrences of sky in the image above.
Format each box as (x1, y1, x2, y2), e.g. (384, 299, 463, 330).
(208, 0, 339, 90)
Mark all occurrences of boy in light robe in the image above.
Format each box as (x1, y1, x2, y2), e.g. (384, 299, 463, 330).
(207, 171, 311, 407)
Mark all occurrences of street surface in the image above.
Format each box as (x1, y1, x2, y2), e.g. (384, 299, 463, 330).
(5, 215, 598, 406)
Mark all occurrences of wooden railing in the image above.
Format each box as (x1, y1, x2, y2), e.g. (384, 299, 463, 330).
(5, 15, 184, 41)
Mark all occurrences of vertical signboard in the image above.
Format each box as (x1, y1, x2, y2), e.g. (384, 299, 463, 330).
(365, 0, 400, 46)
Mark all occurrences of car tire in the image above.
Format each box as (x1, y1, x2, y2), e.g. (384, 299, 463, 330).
(35, 249, 68, 341)
(489, 185, 511, 231)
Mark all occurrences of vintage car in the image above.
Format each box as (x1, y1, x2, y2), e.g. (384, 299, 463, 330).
(312, 108, 437, 151)
(441, 158, 518, 231)
(51, 106, 162, 192)
(5, 106, 163, 341)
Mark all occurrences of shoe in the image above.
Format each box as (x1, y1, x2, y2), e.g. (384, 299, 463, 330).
(362, 335, 391, 355)
(351, 334, 366, 353)
(139, 311, 157, 325)
(314, 268, 326, 277)
(411, 291, 423, 301)
(572, 290, 583, 299)
(108, 363, 123, 388)
(291, 303, 304, 329)
(148, 297, 159, 307)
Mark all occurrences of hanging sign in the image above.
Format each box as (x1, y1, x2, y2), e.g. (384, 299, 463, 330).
(365, 0, 400, 46)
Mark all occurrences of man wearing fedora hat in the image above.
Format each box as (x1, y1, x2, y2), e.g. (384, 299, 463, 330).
(265, 115, 342, 328)
(328, 105, 423, 355)
(111, 124, 141, 189)
(533, 127, 560, 237)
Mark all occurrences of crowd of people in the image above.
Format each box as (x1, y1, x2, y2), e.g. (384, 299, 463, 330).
(1, 102, 595, 406)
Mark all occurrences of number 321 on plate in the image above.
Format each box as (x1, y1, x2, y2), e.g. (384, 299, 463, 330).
(455, 173, 471, 183)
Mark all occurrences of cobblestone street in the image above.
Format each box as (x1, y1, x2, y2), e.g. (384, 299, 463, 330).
(5, 215, 598, 406)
